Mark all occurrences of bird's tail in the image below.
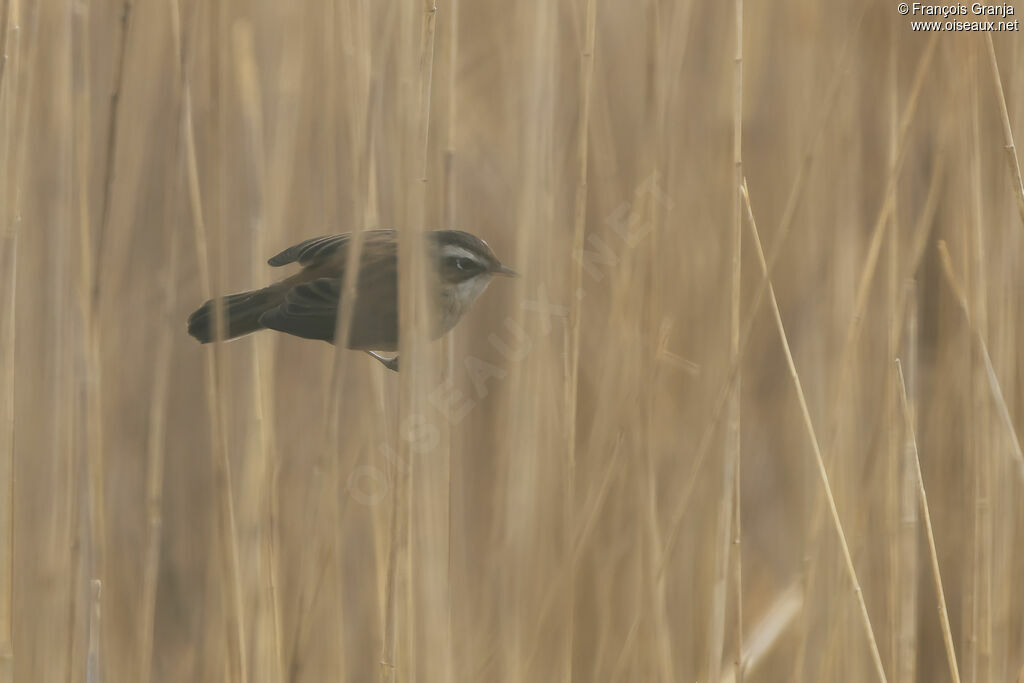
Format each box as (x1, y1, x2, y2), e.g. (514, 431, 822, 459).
(187, 287, 283, 343)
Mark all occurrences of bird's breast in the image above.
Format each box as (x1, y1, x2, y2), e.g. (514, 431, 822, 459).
(435, 275, 493, 336)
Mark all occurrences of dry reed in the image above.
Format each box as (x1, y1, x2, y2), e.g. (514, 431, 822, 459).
(4, 4, 1024, 683)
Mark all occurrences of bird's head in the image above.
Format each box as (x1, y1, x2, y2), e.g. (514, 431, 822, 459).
(431, 230, 517, 285)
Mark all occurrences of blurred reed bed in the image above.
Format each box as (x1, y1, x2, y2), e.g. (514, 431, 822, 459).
(1, 0, 1023, 682)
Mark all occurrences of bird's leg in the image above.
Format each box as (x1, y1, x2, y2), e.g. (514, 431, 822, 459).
(365, 350, 400, 372)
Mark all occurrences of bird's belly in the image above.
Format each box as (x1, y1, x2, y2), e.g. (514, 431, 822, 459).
(344, 296, 399, 351)
(342, 301, 450, 352)
(343, 277, 489, 351)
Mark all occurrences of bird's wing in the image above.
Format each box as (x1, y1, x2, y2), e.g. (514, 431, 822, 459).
(261, 232, 404, 348)
(258, 277, 342, 342)
(267, 229, 398, 268)
(257, 252, 401, 348)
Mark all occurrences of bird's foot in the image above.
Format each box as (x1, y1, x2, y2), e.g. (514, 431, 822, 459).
(366, 351, 400, 372)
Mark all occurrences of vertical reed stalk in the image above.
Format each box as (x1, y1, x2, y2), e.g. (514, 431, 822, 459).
(899, 280, 921, 683)
(884, 21, 899, 681)
(0, 0, 30, 677)
(231, 22, 285, 683)
(442, 0, 459, 231)
(709, 0, 742, 680)
(85, 581, 100, 683)
(0, 231, 13, 683)
(138, 229, 177, 683)
(730, 3, 744, 676)
(383, 1, 440, 681)
(169, 2, 248, 680)
(69, 2, 91, 678)
(440, 1, 459, 676)
(80, 4, 131, 669)
(564, 0, 596, 678)
(968, 46, 993, 683)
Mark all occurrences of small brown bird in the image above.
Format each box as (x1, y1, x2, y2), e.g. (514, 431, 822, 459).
(187, 229, 516, 370)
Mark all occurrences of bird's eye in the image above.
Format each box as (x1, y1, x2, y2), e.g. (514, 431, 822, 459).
(444, 255, 479, 274)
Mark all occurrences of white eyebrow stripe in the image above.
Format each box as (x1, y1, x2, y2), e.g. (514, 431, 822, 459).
(440, 245, 483, 263)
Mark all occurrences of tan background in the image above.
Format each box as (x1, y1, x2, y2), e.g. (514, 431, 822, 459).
(1, 0, 1022, 682)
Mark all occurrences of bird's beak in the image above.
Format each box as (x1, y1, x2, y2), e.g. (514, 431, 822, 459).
(493, 264, 518, 278)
